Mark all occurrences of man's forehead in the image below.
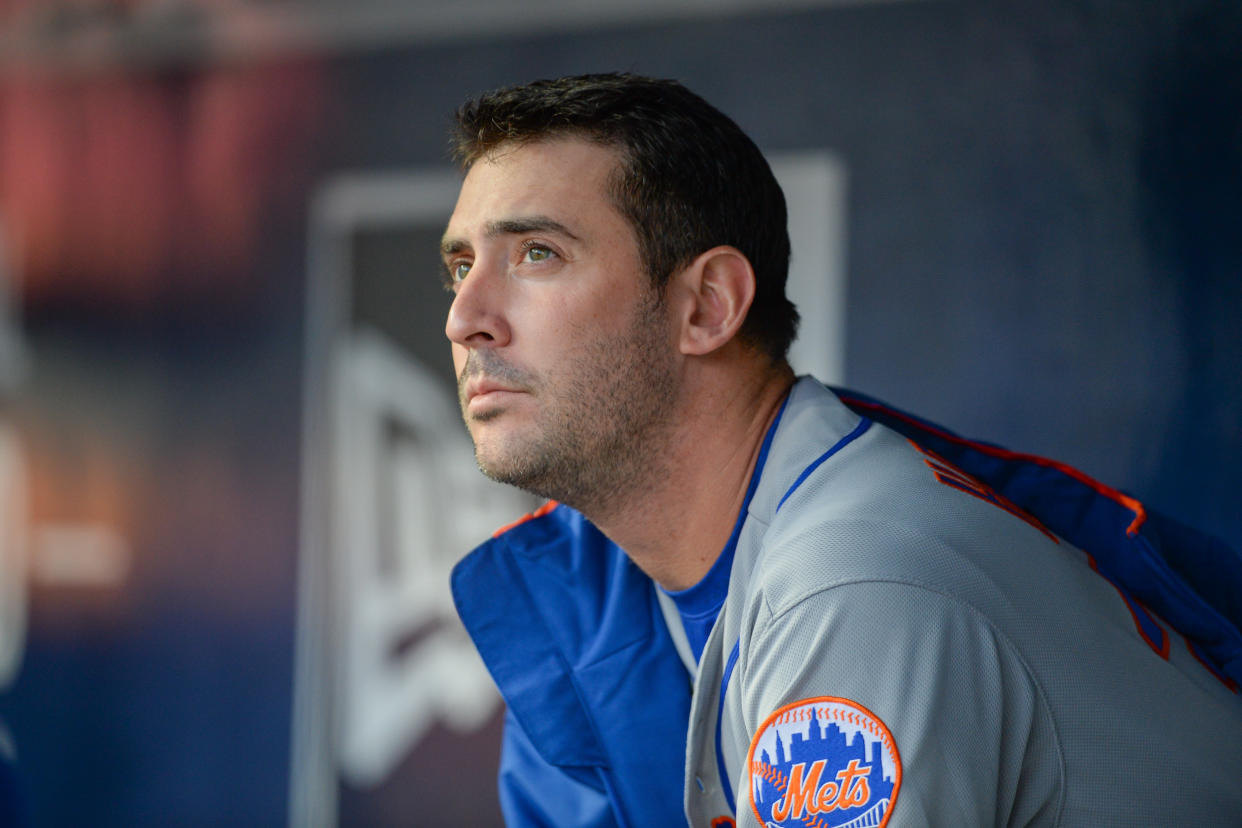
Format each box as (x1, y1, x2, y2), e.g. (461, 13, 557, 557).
(444, 138, 627, 243)
(465, 136, 623, 198)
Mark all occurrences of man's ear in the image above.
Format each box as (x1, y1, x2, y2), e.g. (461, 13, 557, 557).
(672, 246, 756, 356)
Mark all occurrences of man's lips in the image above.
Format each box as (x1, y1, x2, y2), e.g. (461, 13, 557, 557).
(464, 379, 526, 409)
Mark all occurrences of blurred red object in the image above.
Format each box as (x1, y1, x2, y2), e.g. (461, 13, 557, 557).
(0, 3, 325, 312)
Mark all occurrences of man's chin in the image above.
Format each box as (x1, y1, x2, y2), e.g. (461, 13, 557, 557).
(472, 441, 528, 485)
(476, 457, 541, 494)
(473, 443, 562, 500)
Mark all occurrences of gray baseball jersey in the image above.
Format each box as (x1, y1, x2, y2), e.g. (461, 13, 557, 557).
(673, 378, 1242, 827)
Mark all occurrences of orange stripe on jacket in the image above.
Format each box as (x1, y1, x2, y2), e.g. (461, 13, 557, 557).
(492, 500, 559, 538)
(842, 395, 1148, 535)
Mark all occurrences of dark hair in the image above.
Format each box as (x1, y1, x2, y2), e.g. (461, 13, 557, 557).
(451, 72, 799, 363)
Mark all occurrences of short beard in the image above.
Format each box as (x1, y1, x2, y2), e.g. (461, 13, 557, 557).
(463, 289, 677, 515)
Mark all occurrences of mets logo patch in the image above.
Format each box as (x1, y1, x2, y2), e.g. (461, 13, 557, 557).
(747, 696, 901, 828)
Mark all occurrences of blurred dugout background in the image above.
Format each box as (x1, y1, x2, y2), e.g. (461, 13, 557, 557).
(0, 0, 1238, 825)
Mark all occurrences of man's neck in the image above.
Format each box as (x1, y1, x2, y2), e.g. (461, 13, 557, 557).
(586, 364, 795, 591)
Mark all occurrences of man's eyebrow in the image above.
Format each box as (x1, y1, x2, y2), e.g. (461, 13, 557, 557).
(440, 215, 580, 258)
(440, 237, 469, 258)
(485, 216, 580, 240)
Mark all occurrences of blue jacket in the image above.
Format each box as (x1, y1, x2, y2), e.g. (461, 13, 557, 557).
(451, 385, 1242, 826)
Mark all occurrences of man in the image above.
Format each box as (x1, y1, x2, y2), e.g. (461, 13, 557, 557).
(442, 73, 1242, 827)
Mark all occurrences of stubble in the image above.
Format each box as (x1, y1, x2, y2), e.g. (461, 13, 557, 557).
(458, 289, 677, 514)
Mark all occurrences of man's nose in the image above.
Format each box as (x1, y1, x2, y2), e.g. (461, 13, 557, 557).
(445, 261, 511, 349)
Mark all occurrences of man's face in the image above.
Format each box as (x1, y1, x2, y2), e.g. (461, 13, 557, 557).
(442, 137, 678, 507)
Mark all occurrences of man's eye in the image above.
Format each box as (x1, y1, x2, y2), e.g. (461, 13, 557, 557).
(452, 262, 471, 282)
(523, 245, 553, 263)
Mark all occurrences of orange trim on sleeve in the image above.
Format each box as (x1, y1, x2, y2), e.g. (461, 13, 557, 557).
(1183, 634, 1240, 693)
(842, 396, 1148, 536)
(908, 439, 1061, 543)
(492, 500, 559, 538)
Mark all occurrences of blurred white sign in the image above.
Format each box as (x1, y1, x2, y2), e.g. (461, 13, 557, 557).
(331, 330, 513, 786)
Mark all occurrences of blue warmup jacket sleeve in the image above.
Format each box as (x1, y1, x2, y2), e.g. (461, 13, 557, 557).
(498, 708, 618, 828)
(452, 505, 692, 828)
(836, 387, 1242, 685)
